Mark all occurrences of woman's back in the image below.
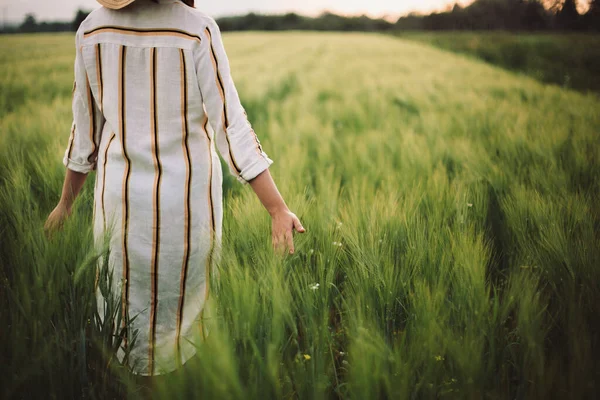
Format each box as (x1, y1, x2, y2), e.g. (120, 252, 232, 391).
(64, 0, 274, 376)
(68, 0, 270, 183)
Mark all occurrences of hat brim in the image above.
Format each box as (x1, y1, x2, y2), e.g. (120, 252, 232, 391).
(96, 0, 137, 10)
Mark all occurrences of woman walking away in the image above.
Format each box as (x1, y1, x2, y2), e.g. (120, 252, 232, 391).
(45, 0, 305, 381)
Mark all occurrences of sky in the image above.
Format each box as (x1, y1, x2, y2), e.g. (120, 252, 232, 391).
(0, 0, 473, 25)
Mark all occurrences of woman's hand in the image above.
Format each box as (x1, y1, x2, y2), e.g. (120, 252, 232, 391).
(270, 208, 305, 255)
(44, 203, 71, 236)
(44, 169, 88, 237)
(247, 168, 306, 256)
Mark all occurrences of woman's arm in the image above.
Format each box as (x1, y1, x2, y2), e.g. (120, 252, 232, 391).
(44, 169, 88, 233)
(249, 169, 305, 255)
(195, 18, 305, 254)
(46, 27, 102, 235)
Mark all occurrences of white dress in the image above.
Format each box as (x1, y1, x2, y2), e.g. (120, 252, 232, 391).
(63, 0, 273, 376)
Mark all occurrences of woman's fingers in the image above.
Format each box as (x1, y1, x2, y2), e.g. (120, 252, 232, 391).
(272, 229, 293, 255)
(285, 230, 294, 254)
(293, 216, 305, 233)
(272, 231, 286, 256)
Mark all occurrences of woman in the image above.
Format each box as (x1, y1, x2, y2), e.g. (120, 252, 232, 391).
(45, 0, 305, 378)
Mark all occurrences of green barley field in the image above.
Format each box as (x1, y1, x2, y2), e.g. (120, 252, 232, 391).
(1, 32, 599, 399)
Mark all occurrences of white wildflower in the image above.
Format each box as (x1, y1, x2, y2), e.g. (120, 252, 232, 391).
(310, 283, 320, 291)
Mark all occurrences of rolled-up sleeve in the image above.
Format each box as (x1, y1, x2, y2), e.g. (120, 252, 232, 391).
(63, 29, 104, 174)
(195, 18, 273, 185)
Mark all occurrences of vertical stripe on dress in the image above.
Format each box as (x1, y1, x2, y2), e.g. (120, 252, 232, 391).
(86, 76, 97, 163)
(96, 43, 104, 111)
(93, 171, 98, 249)
(101, 133, 116, 232)
(96, 132, 116, 294)
(118, 45, 131, 353)
(250, 127, 264, 157)
(205, 28, 228, 128)
(199, 114, 214, 341)
(66, 81, 77, 162)
(175, 48, 192, 364)
(204, 115, 215, 250)
(205, 27, 241, 176)
(91, 44, 102, 229)
(148, 47, 162, 376)
(241, 105, 264, 156)
(246, 113, 264, 156)
(94, 263, 100, 293)
(66, 123, 76, 161)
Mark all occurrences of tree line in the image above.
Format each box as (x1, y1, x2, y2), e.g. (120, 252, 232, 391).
(1, 0, 598, 34)
(1, 10, 90, 34)
(397, 0, 599, 31)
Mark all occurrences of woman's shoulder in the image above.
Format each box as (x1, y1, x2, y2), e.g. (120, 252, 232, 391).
(77, 2, 220, 38)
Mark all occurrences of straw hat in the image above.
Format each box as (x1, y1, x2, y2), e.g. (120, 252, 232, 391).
(96, 0, 137, 10)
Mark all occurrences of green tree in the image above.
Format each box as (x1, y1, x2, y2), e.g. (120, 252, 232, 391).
(584, 0, 600, 29)
(19, 13, 37, 33)
(72, 9, 90, 31)
(556, 0, 581, 29)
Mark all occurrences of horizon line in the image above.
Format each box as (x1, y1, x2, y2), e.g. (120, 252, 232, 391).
(1, 4, 470, 26)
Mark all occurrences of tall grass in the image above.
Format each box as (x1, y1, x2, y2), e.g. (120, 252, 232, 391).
(1, 32, 599, 399)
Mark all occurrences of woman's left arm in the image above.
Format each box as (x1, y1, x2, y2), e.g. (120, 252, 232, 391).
(45, 27, 103, 234)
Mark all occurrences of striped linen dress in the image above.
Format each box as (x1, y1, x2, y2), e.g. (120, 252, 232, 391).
(63, 0, 273, 376)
